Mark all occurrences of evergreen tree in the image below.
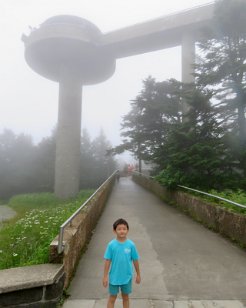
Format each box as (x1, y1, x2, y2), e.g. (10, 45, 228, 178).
(33, 129, 56, 192)
(155, 86, 241, 189)
(0, 129, 36, 199)
(80, 129, 96, 188)
(80, 128, 117, 188)
(0, 127, 116, 199)
(114, 77, 182, 170)
(195, 0, 246, 173)
(91, 129, 116, 186)
(116, 75, 242, 190)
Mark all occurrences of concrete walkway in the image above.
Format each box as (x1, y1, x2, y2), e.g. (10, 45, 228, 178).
(63, 178, 246, 307)
(0, 205, 16, 226)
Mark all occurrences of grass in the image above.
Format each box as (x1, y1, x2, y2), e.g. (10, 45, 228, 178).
(0, 190, 94, 270)
(9, 192, 63, 210)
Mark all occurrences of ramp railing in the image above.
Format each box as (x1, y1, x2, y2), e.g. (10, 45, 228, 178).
(57, 170, 118, 253)
(133, 171, 246, 210)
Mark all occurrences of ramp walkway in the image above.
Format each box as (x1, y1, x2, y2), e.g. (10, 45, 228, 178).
(63, 178, 246, 308)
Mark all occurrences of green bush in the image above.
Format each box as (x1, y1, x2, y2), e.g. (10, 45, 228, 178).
(207, 189, 246, 215)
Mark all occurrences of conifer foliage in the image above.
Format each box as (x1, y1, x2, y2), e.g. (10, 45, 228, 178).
(116, 0, 246, 189)
(195, 0, 246, 175)
(0, 128, 116, 200)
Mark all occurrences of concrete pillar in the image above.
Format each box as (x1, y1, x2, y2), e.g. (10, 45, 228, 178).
(55, 73, 82, 199)
(181, 32, 195, 117)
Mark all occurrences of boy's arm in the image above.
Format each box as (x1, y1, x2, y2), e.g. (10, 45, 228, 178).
(103, 259, 111, 287)
(133, 260, 141, 284)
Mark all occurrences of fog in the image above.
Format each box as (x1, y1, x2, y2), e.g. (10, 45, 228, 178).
(0, 0, 212, 149)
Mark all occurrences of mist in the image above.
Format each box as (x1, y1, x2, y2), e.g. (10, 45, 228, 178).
(0, 0, 211, 146)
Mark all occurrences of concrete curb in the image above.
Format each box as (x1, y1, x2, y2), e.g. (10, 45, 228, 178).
(63, 299, 246, 307)
(0, 264, 63, 294)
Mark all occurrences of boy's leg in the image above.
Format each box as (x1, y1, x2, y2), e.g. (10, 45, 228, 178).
(108, 284, 118, 308)
(107, 295, 117, 308)
(121, 293, 129, 308)
(120, 280, 131, 308)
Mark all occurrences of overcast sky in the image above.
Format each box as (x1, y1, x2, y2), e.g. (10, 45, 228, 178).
(0, 0, 213, 151)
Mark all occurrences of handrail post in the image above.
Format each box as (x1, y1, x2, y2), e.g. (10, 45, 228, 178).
(58, 226, 64, 254)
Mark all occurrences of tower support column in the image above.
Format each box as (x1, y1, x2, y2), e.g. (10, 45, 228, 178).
(181, 32, 195, 117)
(55, 74, 82, 199)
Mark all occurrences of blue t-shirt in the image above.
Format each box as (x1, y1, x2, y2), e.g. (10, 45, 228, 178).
(104, 238, 139, 285)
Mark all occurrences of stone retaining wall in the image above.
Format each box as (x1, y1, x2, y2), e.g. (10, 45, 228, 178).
(0, 264, 64, 307)
(132, 173, 246, 247)
(49, 174, 116, 288)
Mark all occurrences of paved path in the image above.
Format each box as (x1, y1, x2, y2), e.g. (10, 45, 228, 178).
(0, 205, 16, 226)
(63, 178, 246, 307)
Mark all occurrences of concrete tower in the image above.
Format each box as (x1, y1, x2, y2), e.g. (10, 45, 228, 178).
(23, 5, 214, 199)
(22, 16, 116, 199)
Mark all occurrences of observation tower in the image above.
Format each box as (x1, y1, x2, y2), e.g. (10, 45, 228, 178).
(22, 16, 116, 199)
(22, 4, 214, 199)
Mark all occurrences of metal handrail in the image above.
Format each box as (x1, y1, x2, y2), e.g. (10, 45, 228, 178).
(132, 171, 246, 210)
(57, 170, 118, 253)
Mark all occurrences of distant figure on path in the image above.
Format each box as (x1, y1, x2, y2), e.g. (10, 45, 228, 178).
(103, 218, 141, 308)
(116, 170, 120, 182)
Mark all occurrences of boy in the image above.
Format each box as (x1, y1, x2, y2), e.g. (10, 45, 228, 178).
(103, 218, 141, 308)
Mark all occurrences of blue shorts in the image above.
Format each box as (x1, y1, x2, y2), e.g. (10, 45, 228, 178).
(109, 279, 132, 295)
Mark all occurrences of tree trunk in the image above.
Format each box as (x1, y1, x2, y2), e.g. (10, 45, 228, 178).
(237, 104, 246, 145)
(138, 158, 142, 173)
(237, 103, 246, 175)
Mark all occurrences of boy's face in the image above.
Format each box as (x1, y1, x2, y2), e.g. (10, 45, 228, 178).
(114, 224, 129, 239)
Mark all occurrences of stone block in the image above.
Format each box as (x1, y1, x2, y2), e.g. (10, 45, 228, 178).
(45, 272, 65, 300)
(0, 264, 63, 294)
(15, 300, 57, 307)
(0, 286, 43, 306)
(63, 299, 96, 308)
(152, 300, 174, 307)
